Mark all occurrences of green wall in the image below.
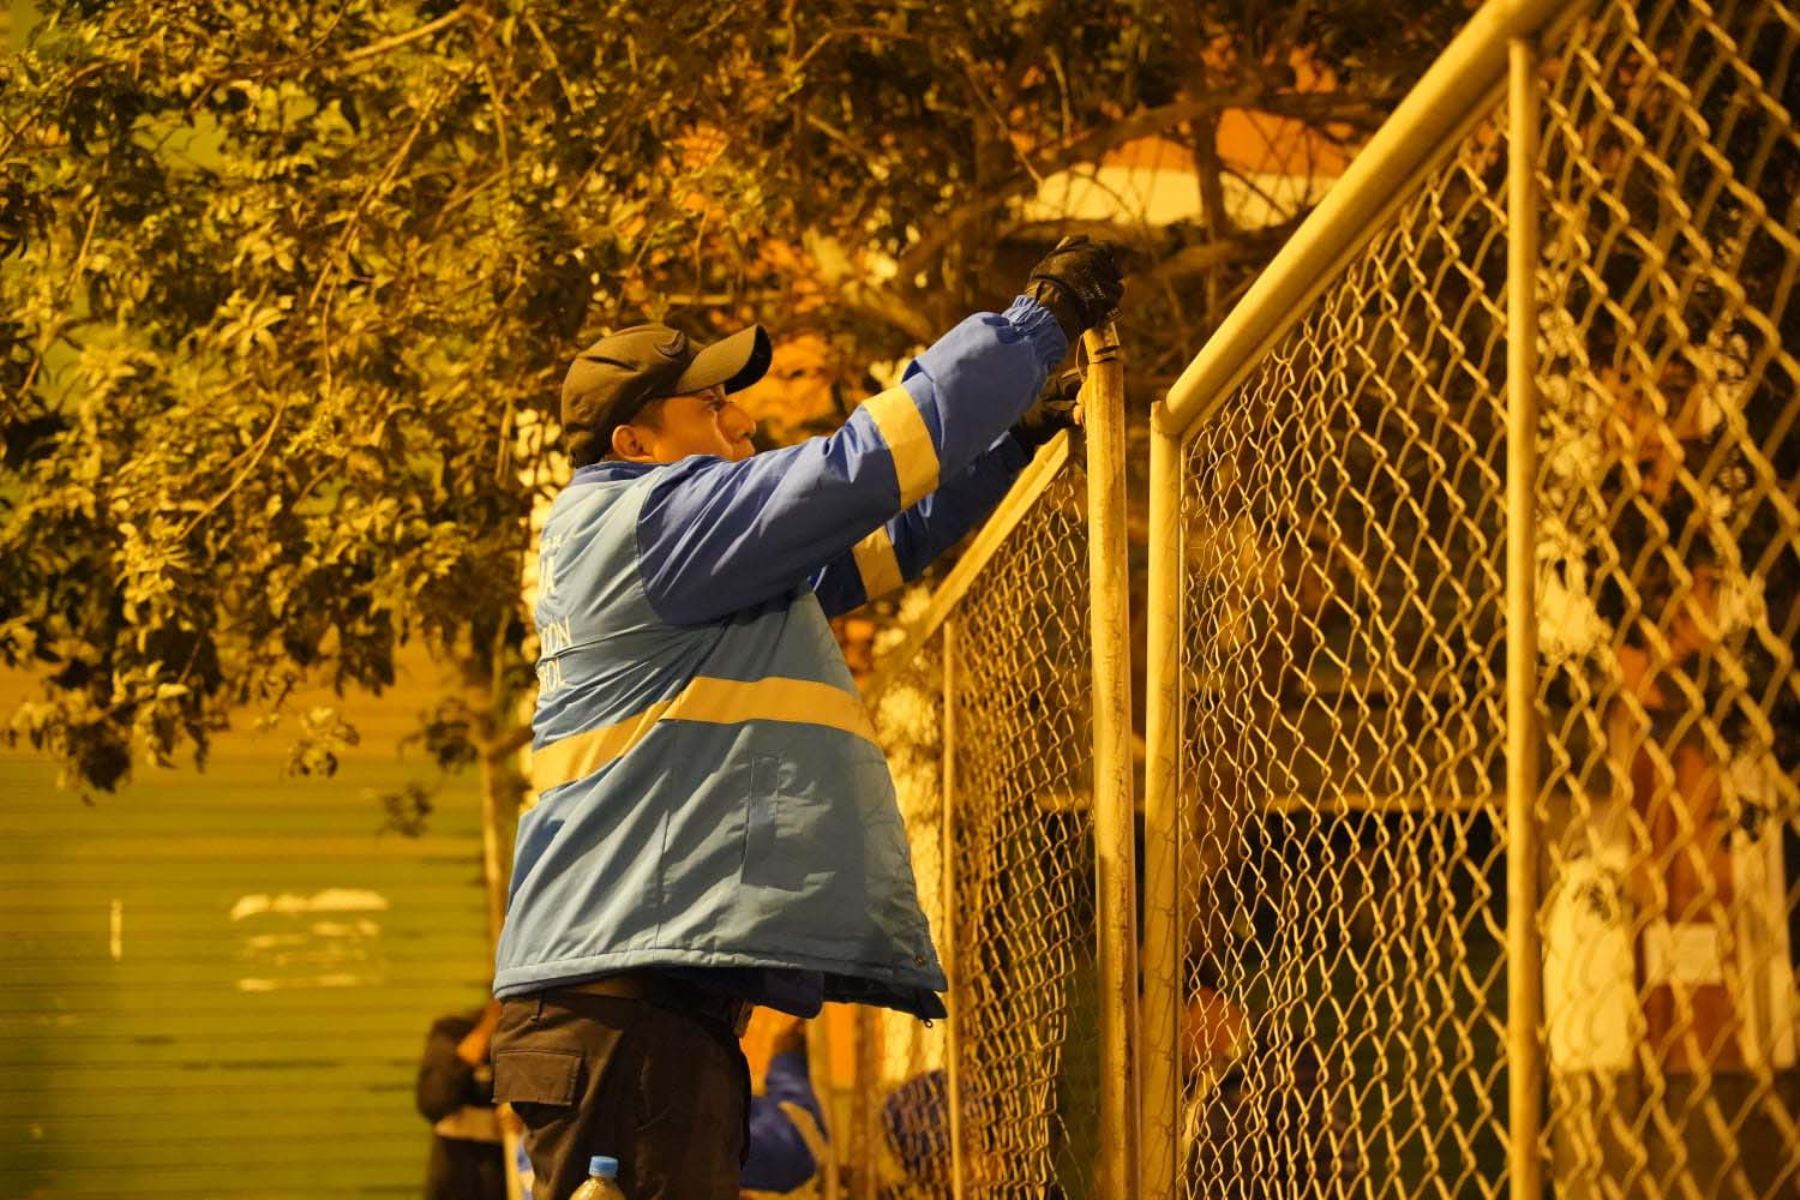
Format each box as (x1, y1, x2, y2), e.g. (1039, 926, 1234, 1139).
(2, 4, 496, 1189)
(0, 751, 490, 1199)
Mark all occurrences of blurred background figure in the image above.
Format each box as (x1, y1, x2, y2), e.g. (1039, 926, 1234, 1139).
(417, 998, 507, 1200)
(741, 1011, 830, 1199)
(1180, 972, 1357, 1198)
(875, 1069, 953, 1198)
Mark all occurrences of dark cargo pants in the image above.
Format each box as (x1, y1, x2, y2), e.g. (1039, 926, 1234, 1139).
(493, 989, 750, 1200)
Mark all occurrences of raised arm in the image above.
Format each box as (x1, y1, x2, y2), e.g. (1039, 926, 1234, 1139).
(415, 1012, 495, 1123)
(807, 433, 1027, 616)
(809, 366, 1083, 615)
(741, 1046, 829, 1193)
(636, 298, 1065, 626)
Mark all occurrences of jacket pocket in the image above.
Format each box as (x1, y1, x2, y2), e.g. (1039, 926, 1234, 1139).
(742, 754, 802, 891)
(493, 1049, 581, 1108)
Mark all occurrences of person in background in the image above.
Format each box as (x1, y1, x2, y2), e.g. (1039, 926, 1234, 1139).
(1180, 973, 1356, 1198)
(741, 1013, 829, 1199)
(417, 998, 508, 1200)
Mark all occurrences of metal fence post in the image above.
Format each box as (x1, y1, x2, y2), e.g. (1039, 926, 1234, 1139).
(852, 1005, 879, 1200)
(1505, 34, 1545, 1200)
(1141, 407, 1182, 1199)
(942, 619, 968, 1200)
(1083, 322, 1139, 1200)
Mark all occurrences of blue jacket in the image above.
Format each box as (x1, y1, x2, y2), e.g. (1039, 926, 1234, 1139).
(493, 298, 1067, 1017)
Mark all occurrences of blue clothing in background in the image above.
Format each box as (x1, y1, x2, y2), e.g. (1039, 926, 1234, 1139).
(741, 1050, 829, 1193)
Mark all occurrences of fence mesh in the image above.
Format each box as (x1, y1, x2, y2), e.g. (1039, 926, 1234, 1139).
(859, 449, 1100, 1198)
(1532, 0, 1800, 1195)
(1173, 99, 1513, 1200)
(866, 630, 952, 1198)
(950, 458, 1098, 1198)
(1162, 0, 1797, 1196)
(856, 0, 1795, 1194)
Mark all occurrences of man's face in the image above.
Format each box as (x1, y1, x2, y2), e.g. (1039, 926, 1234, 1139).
(617, 385, 758, 464)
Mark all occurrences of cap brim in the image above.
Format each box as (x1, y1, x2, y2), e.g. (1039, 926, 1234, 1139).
(672, 325, 771, 395)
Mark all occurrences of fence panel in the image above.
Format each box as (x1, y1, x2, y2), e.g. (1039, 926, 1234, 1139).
(1150, 0, 1796, 1197)
(859, 434, 1108, 1198)
(1532, 0, 1800, 1195)
(1171, 99, 1514, 1200)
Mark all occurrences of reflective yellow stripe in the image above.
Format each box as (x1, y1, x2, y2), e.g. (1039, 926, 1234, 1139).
(530, 676, 879, 793)
(851, 526, 904, 602)
(861, 384, 940, 507)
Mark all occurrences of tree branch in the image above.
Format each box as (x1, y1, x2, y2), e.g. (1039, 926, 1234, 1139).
(483, 722, 533, 761)
(335, 4, 472, 67)
(999, 3, 1057, 107)
(840, 279, 937, 344)
(1126, 219, 1303, 293)
(889, 84, 1395, 288)
(212, 4, 476, 84)
(307, 69, 468, 314)
(891, 90, 1262, 284)
(792, 25, 936, 75)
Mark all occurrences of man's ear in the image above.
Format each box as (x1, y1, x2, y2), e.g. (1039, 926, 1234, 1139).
(611, 422, 650, 461)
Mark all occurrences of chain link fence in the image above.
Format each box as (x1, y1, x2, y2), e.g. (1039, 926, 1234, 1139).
(1533, 0, 1799, 1194)
(1169, 93, 1513, 1200)
(851, 0, 1792, 1195)
(855, 438, 1108, 1198)
(1147, 0, 1797, 1196)
(950, 457, 1101, 1199)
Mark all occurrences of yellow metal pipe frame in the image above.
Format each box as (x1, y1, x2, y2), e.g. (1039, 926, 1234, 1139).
(1083, 321, 1140, 1200)
(852, 1005, 878, 1200)
(1160, 0, 1576, 437)
(1504, 34, 1546, 1200)
(1140, 408, 1184, 1198)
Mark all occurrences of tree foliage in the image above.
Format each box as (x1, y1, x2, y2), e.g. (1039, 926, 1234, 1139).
(0, 0, 1465, 790)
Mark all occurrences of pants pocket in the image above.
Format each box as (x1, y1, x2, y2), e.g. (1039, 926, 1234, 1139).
(494, 1049, 581, 1106)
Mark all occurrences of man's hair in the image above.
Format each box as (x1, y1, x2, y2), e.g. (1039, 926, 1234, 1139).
(570, 396, 669, 467)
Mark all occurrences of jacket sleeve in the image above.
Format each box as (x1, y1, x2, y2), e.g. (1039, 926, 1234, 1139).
(636, 297, 1065, 626)
(739, 1051, 827, 1192)
(415, 1018, 479, 1123)
(809, 433, 1029, 617)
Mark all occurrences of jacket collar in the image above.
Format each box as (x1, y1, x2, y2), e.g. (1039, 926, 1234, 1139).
(572, 460, 660, 484)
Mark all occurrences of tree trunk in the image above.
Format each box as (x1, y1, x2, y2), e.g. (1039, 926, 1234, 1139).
(476, 719, 531, 948)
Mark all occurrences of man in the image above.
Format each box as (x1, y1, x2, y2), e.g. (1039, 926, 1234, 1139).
(416, 998, 508, 1200)
(491, 238, 1123, 1199)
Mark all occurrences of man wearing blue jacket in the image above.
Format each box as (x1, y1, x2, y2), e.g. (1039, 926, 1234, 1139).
(491, 239, 1123, 1199)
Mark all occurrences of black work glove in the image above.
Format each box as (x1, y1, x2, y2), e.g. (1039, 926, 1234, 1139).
(1011, 368, 1083, 455)
(1025, 236, 1124, 344)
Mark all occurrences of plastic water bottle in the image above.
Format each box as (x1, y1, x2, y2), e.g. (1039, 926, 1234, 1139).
(570, 1155, 626, 1200)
